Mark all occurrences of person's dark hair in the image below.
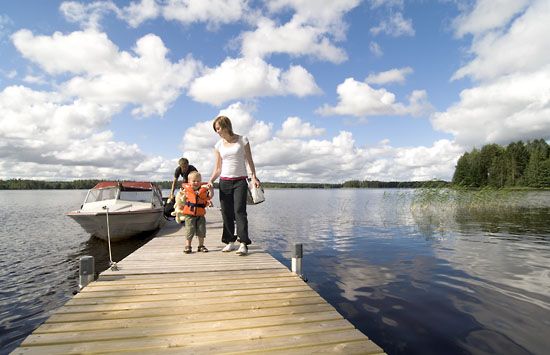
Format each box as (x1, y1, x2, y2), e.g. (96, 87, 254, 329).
(178, 157, 189, 166)
(213, 115, 234, 135)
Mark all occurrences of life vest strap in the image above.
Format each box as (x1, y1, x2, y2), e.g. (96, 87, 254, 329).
(185, 200, 206, 212)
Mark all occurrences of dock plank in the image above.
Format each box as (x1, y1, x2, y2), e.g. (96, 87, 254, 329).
(12, 210, 384, 354)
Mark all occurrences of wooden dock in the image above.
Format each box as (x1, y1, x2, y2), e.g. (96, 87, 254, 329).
(13, 210, 384, 354)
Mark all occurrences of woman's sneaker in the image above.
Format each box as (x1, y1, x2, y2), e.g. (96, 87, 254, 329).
(222, 243, 236, 252)
(236, 243, 248, 256)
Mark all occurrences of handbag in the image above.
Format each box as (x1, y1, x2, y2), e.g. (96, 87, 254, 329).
(163, 198, 175, 219)
(247, 179, 265, 205)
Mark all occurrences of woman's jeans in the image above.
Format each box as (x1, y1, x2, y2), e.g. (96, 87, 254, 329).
(219, 179, 250, 245)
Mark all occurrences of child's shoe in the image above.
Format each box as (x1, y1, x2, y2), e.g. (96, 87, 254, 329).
(197, 245, 209, 253)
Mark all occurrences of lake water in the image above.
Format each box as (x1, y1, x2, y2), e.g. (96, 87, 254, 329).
(1, 189, 549, 354)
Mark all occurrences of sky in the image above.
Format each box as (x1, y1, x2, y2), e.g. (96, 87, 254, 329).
(1, 0, 549, 183)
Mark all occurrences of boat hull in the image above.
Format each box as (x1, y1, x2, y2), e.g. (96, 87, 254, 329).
(67, 208, 165, 242)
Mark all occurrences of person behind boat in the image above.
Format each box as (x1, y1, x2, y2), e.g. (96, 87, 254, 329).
(168, 157, 197, 202)
(176, 171, 213, 254)
(207, 115, 260, 256)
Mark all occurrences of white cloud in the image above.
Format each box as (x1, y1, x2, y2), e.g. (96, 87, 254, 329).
(59, 1, 119, 30)
(276, 116, 325, 138)
(2, 28, 203, 180)
(452, 0, 550, 82)
(317, 78, 431, 117)
(240, 16, 347, 63)
(22, 74, 47, 85)
(239, 0, 361, 63)
(370, 12, 414, 37)
(0, 84, 175, 181)
(452, 0, 530, 37)
(267, 0, 361, 29)
(177, 102, 460, 183)
(188, 57, 320, 106)
(119, 0, 160, 28)
(12, 29, 200, 117)
(162, 0, 248, 28)
(366, 67, 413, 85)
(12, 29, 118, 75)
(0, 85, 112, 143)
(392, 139, 463, 181)
(0, 85, 151, 176)
(433, 67, 550, 146)
(434, 0, 550, 147)
(59, 0, 248, 29)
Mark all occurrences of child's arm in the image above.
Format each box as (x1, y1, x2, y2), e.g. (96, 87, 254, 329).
(202, 184, 214, 207)
(201, 183, 214, 199)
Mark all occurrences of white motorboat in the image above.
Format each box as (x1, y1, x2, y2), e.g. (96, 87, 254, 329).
(67, 181, 166, 242)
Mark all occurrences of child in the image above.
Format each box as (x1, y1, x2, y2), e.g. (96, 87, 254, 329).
(173, 171, 213, 254)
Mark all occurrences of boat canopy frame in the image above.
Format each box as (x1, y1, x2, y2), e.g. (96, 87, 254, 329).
(83, 181, 163, 206)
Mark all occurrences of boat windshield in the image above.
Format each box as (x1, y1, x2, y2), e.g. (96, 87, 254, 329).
(119, 190, 153, 203)
(85, 187, 118, 203)
(84, 188, 154, 204)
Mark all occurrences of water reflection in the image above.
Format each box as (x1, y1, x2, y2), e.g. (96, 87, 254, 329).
(0, 190, 158, 354)
(68, 231, 156, 278)
(249, 189, 550, 355)
(2, 189, 549, 355)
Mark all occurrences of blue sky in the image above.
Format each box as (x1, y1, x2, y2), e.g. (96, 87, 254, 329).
(1, 0, 549, 183)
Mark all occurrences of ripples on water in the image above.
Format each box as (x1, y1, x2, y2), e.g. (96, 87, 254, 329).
(0, 190, 155, 354)
(1, 189, 549, 355)
(249, 189, 550, 355)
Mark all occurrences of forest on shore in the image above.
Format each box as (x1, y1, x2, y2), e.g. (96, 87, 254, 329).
(0, 179, 448, 190)
(452, 139, 549, 188)
(1, 139, 548, 190)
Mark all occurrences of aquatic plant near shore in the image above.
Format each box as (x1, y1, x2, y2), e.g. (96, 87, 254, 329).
(410, 186, 537, 212)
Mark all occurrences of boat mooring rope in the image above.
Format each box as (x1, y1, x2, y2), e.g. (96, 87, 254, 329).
(103, 206, 118, 271)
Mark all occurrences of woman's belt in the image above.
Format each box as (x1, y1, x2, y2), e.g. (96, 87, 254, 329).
(220, 176, 248, 181)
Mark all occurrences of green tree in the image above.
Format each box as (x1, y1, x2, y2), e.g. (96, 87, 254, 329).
(525, 139, 550, 187)
(479, 144, 505, 187)
(505, 141, 529, 186)
(452, 152, 470, 186)
(453, 150, 485, 187)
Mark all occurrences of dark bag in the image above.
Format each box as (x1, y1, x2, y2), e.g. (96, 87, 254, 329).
(163, 198, 175, 219)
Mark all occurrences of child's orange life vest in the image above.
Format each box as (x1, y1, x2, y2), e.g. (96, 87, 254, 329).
(182, 184, 210, 216)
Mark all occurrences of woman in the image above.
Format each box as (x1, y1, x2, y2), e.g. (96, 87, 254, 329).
(207, 115, 260, 256)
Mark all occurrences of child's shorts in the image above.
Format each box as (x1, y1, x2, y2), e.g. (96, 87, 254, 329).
(183, 215, 206, 240)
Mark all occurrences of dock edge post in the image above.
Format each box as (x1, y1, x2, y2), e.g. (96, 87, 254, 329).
(291, 243, 305, 280)
(79, 256, 95, 290)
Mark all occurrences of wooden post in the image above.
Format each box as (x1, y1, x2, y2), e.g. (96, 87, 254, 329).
(78, 256, 94, 290)
(291, 243, 303, 279)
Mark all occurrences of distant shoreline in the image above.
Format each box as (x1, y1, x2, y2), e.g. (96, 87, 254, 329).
(1, 178, 449, 190)
(3, 178, 548, 190)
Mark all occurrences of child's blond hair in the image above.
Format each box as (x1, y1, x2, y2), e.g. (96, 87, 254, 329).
(187, 171, 201, 181)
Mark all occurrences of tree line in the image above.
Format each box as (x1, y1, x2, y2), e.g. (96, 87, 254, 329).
(452, 139, 550, 188)
(0, 178, 448, 190)
(0, 179, 102, 190)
